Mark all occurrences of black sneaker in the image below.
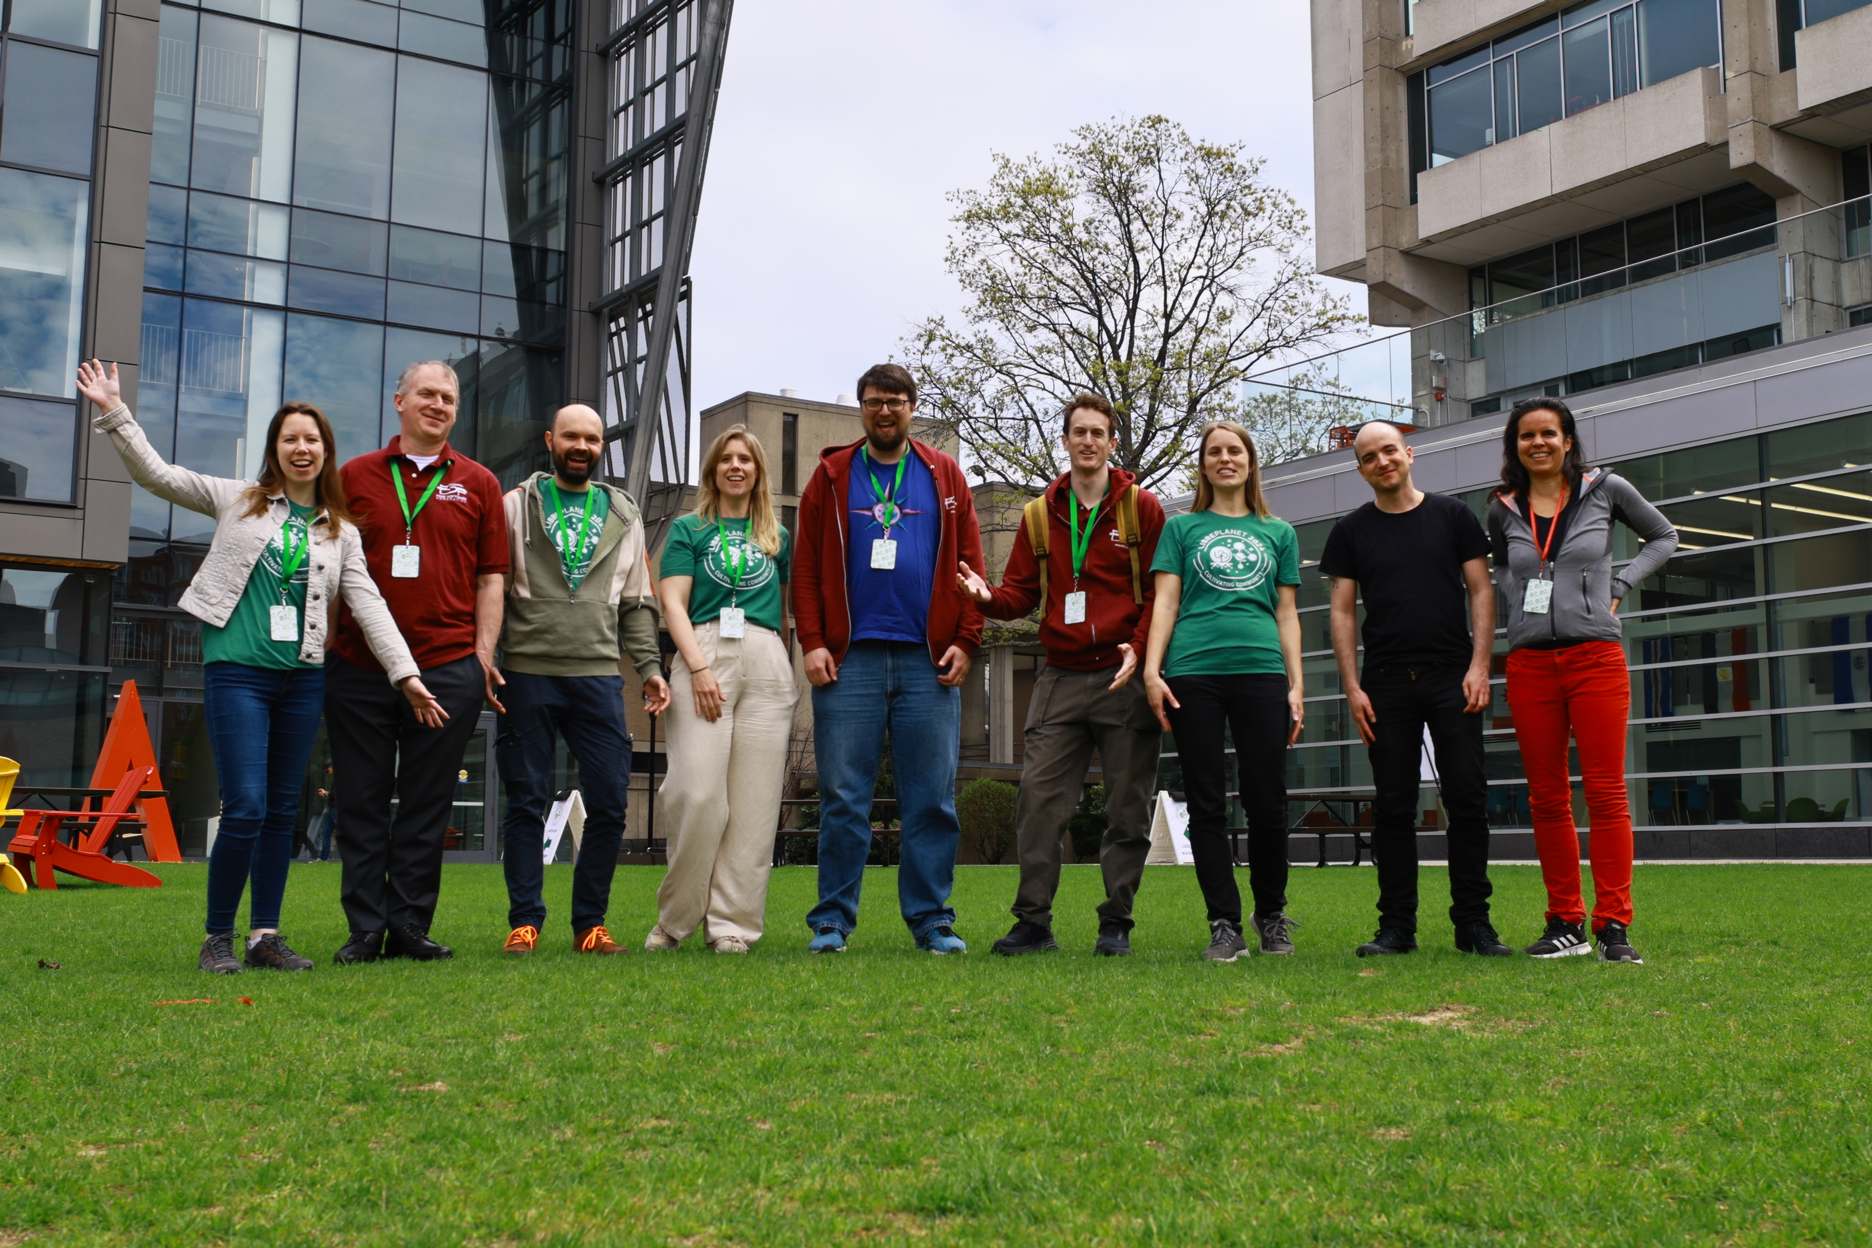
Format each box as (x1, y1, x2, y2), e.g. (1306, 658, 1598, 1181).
(1202, 919, 1248, 963)
(245, 933, 313, 971)
(1454, 922, 1513, 957)
(334, 931, 384, 965)
(1595, 921, 1644, 964)
(1092, 922, 1132, 957)
(199, 932, 242, 975)
(1525, 918, 1591, 958)
(991, 920, 1059, 956)
(1355, 927, 1416, 957)
(1253, 911, 1297, 956)
(384, 924, 453, 960)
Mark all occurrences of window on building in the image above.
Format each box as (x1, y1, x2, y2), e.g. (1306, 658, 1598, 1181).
(1849, 306, 1872, 327)
(782, 410, 799, 496)
(1845, 146, 1870, 259)
(1701, 185, 1777, 261)
(1409, 0, 1723, 186)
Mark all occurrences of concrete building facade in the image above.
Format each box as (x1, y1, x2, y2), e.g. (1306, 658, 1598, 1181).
(1283, 0, 1872, 857)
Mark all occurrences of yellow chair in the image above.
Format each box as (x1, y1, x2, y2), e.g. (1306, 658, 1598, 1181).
(0, 756, 25, 892)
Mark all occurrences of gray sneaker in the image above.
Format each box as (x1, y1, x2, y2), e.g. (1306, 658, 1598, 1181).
(1203, 919, 1248, 963)
(199, 932, 242, 975)
(245, 932, 313, 971)
(1253, 911, 1297, 956)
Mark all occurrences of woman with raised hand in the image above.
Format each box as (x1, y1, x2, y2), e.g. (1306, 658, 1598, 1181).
(1489, 397, 1676, 964)
(648, 424, 798, 953)
(76, 359, 445, 975)
(1143, 420, 1304, 963)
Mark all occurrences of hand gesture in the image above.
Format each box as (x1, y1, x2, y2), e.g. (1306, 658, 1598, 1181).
(643, 673, 672, 716)
(954, 561, 992, 605)
(804, 647, 838, 687)
(478, 654, 507, 714)
(399, 676, 450, 729)
(1286, 685, 1305, 747)
(1347, 687, 1377, 744)
(1145, 672, 1178, 731)
(1106, 643, 1138, 692)
(1461, 663, 1491, 715)
(76, 359, 122, 413)
(687, 667, 722, 720)
(936, 645, 971, 687)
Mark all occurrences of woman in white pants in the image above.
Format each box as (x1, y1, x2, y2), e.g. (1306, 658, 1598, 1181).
(648, 425, 799, 953)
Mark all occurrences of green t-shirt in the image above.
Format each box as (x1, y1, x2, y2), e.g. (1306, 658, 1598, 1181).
(542, 481, 611, 591)
(660, 513, 791, 633)
(1149, 509, 1300, 677)
(203, 502, 318, 670)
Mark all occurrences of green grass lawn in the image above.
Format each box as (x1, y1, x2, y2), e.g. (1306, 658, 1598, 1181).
(3, 861, 1868, 1246)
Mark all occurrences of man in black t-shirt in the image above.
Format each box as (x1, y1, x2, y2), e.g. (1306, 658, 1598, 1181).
(1319, 422, 1510, 958)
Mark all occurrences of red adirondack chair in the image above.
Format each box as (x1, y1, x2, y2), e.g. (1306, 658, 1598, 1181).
(6, 766, 164, 890)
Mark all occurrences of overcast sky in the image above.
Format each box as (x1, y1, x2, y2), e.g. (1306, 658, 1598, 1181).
(687, 0, 1338, 412)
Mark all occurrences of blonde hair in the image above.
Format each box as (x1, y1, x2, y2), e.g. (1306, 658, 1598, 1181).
(694, 425, 782, 555)
(1191, 420, 1271, 518)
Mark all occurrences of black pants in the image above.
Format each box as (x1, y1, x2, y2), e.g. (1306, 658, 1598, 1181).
(1166, 673, 1290, 926)
(325, 654, 485, 936)
(495, 670, 632, 933)
(1364, 660, 1492, 934)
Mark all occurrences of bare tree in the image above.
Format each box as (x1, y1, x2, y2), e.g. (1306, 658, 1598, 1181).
(904, 115, 1354, 492)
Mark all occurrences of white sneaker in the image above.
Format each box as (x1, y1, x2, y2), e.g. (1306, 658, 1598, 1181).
(711, 935, 750, 955)
(643, 926, 680, 952)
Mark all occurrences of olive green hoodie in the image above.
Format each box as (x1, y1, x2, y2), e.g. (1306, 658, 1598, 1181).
(499, 472, 662, 680)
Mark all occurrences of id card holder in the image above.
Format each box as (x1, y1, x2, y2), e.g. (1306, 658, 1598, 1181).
(718, 606, 747, 639)
(870, 538, 898, 570)
(391, 544, 421, 578)
(1063, 590, 1087, 625)
(269, 604, 300, 642)
(1522, 577, 1554, 615)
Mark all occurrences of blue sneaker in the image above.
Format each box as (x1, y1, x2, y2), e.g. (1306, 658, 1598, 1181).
(808, 925, 846, 954)
(916, 924, 967, 955)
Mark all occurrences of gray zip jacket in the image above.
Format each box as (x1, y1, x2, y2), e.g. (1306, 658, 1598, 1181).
(1488, 467, 1678, 650)
(95, 402, 420, 684)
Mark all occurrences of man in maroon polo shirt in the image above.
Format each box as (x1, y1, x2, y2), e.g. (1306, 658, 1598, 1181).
(325, 360, 509, 964)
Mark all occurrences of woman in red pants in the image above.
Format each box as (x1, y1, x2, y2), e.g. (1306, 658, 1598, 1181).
(1489, 398, 1677, 963)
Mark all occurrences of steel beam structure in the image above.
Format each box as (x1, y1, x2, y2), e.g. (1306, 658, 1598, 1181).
(598, 0, 732, 550)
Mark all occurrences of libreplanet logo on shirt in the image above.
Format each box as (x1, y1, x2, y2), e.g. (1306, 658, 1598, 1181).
(1194, 528, 1272, 593)
(435, 483, 470, 503)
(703, 530, 775, 591)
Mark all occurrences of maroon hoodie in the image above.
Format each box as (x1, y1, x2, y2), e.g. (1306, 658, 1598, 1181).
(791, 437, 985, 664)
(980, 467, 1165, 671)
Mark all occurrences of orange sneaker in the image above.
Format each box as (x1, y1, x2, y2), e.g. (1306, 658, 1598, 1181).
(503, 924, 539, 956)
(574, 924, 626, 955)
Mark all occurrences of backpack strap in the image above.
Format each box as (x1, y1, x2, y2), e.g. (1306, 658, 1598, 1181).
(1023, 495, 1052, 607)
(1116, 484, 1143, 605)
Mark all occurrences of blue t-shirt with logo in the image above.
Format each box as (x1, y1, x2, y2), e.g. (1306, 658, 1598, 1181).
(845, 448, 939, 644)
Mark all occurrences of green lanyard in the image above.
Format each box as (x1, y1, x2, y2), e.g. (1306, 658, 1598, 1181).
(1067, 485, 1104, 585)
(716, 519, 747, 599)
(391, 459, 447, 542)
(544, 480, 597, 583)
(860, 447, 908, 533)
(276, 512, 310, 604)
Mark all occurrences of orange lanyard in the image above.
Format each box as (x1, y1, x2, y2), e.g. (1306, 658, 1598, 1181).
(1532, 485, 1569, 566)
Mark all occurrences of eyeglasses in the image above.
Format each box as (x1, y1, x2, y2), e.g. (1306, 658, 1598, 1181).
(860, 397, 912, 414)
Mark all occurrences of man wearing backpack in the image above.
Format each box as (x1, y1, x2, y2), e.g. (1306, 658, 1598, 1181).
(957, 392, 1166, 956)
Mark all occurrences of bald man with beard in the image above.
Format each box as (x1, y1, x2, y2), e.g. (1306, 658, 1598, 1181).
(494, 402, 671, 957)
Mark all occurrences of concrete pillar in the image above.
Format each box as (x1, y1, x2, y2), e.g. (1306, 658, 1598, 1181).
(985, 644, 1016, 766)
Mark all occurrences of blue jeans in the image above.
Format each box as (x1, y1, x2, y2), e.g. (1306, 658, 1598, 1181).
(202, 662, 326, 935)
(495, 670, 632, 933)
(807, 641, 961, 939)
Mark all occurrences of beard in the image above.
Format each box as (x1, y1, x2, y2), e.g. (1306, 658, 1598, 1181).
(866, 425, 906, 455)
(553, 447, 596, 484)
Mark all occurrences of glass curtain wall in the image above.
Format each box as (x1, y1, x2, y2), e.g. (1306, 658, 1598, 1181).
(1229, 410, 1872, 856)
(0, 3, 105, 785)
(122, 0, 574, 853)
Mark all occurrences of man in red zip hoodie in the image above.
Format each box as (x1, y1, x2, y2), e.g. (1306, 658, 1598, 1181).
(793, 363, 985, 954)
(957, 393, 1166, 957)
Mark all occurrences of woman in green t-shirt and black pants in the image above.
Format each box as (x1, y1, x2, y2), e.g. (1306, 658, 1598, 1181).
(1144, 420, 1305, 962)
(649, 425, 798, 953)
